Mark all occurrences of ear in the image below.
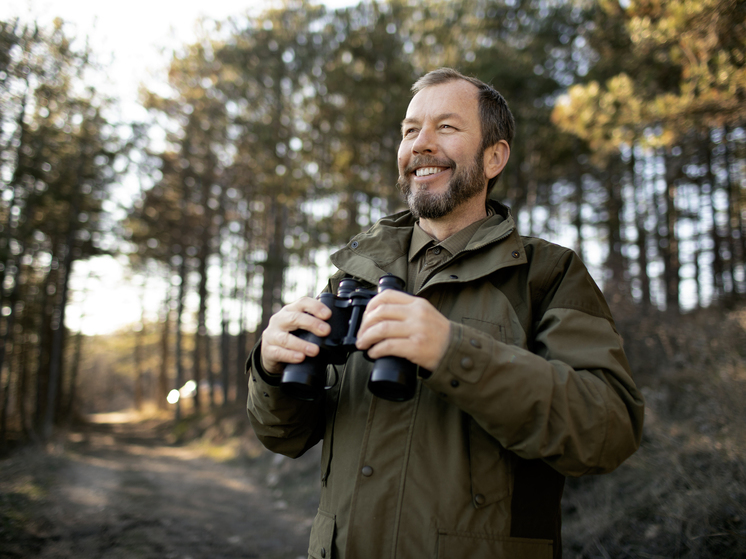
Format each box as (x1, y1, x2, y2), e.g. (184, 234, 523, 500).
(483, 140, 510, 180)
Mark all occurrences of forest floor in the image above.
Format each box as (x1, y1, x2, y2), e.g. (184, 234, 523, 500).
(0, 409, 320, 559)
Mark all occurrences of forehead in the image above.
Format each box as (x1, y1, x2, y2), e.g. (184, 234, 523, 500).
(404, 80, 480, 123)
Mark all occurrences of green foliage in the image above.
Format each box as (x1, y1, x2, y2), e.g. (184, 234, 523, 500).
(0, 17, 126, 440)
(308, 1, 417, 239)
(553, 0, 746, 151)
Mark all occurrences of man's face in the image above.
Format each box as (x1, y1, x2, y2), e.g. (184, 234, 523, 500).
(397, 80, 487, 219)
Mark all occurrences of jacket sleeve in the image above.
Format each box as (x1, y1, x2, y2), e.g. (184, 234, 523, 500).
(245, 276, 346, 458)
(245, 340, 325, 458)
(421, 247, 645, 477)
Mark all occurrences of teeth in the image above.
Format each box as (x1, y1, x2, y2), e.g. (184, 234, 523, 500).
(415, 167, 443, 177)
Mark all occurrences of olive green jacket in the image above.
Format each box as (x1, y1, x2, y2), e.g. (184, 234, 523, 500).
(247, 201, 644, 559)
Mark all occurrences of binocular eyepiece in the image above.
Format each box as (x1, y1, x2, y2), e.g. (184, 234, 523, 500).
(280, 274, 417, 402)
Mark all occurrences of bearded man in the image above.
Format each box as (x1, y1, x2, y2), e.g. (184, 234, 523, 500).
(247, 67, 644, 559)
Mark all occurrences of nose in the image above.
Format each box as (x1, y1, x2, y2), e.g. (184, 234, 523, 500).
(411, 125, 436, 154)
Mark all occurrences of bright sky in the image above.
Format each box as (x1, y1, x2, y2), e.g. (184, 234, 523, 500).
(3, 0, 358, 117)
(2, 0, 358, 335)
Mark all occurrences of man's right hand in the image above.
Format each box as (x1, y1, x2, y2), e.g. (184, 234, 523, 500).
(260, 297, 333, 375)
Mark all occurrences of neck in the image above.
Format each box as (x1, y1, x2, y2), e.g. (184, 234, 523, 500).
(418, 202, 488, 241)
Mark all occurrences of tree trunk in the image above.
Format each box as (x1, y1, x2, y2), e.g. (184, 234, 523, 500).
(605, 159, 626, 294)
(573, 150, 585, 261)
(205, 325, 215, 409)
(18, 330, 33, 440)
(158, 283, 172, 410)
(64, 329, 83, 425)
(0, 252, 23, 428)
(43, 242, 76, 439)
(175, 255, 188, 421)
(661, 150, 680, 314)
(34, 262, 56, 434)
(631, 147, 651, 308)
(220, 241, 231, 406)
(193, 233, 211, 414)
(42, 172, 83, 440)
(134, 312, 145, 412)
(0, 336, 13, 450)
(259, 200, 288, 334)
(703, 133, 725, 301)
(723, 127, 743, 297)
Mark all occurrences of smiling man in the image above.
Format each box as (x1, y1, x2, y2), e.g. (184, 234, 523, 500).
(246, 68, 644, 559)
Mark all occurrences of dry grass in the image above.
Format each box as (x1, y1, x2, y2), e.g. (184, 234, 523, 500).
(562, 304, 746, 558)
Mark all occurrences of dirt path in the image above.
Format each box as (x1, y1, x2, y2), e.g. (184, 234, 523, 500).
(0, 413, 317, 559)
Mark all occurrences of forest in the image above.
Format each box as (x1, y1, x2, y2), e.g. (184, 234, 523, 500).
(0, 0, 745, 556)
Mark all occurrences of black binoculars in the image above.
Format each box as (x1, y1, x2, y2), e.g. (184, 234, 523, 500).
(281, 274, 417, 402)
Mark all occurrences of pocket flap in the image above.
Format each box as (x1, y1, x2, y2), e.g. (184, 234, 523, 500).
(308, 509, 335, 559)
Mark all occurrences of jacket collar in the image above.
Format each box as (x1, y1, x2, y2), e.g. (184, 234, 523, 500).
(330, 200, 528, 294)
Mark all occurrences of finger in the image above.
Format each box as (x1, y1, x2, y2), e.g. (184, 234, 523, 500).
(283, 310, 332, 338)
(260, 297, 332, 373)
(285, 296, 333, 322)
(364, 328, 448, 371)
(363, 289, 414, 315)
(261, 327, 325, 374)
(364, 337, 410, 361)
(271, 299, 332, 338)
(355, 315, 412, 350)
(364, 337, 440, 370)
(263, 337, 320, 366)
(357, 297, 417, 339)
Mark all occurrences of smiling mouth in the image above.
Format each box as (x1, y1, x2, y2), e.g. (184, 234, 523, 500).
(415, 166, 448, 177)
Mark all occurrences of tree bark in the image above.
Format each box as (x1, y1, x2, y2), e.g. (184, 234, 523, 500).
(158, 282, 172, 410)
(174, 254, 188, 421)
(703, 133, 725, 301)
(259, 201, 288, 335)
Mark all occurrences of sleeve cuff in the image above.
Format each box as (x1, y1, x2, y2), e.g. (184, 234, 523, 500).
(422, 321, 496, 387)
(247, 339, 283, 387)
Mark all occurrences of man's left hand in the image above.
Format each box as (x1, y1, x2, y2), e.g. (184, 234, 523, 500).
(355, 290, 450, 372)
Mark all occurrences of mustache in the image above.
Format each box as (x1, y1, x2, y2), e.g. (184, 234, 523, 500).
(401, 156, 456, 175)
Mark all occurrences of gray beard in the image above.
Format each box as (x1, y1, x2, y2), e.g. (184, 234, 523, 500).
(397, 153, 485, 219)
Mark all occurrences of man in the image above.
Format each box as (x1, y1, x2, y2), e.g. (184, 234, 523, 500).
(247, 67, 644, 559)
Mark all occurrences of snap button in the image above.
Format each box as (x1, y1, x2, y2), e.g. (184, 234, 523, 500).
(470, 339, 481, 349)
(474, 494, 486, 505)
(361, 465, 373, 477)
(511, 250, 520, 258)
(263, 392, 269, 397)
(460, 357, 474, 370)
(449, 275, 458, 280)
(351, 241, 359, 249)
(450, 379, 460, 388)
(433, 247, 441, 255)
(321, 548, 326, 558)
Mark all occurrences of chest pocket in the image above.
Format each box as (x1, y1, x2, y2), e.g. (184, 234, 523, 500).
(462, 317, 507, 345)
(456, 284, 528, 349)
